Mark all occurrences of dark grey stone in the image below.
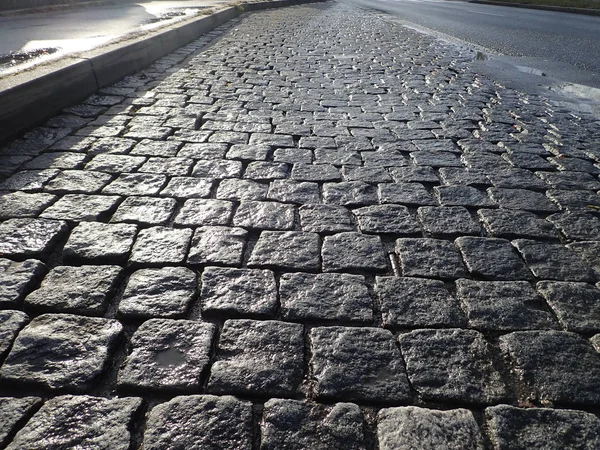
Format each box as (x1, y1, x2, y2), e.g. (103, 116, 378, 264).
(0, 219, 68, 259)
(261, 399, 366, 450)
(40, 194, 121, 221)
(0, 258, 47, 306)
(485, 404, 600, 450)
(0, 169, 59, 192)
(279, 272, 372, 323)
(200, 267, 277, 317)
(24, 265, 122, 315)
(299, 204, 355, 233)
(439, 168, 490, 186)
(487, 169, 547, 190)
(399, 328, 509, 404)
(0, 310, 29, 360)
(418, 206, 479, 237)
(378, 406, 484, 450)
(0, 397, 41, 448)
(546, 211, 600, 241)
(244, 162, 289, 180)
(131, 139, 182, 157)
(434, 185, 494, 207)
(378, 183, 435, 206)
(342, 166, 392, 183)
(389, 166, 438, 183)
(110, 196, 176, 225)
(268, 180, 320, 204)
(187, 226, 247, 266)
(23, 151, 87, 170)
(396, 238, 467, 279)
(232, 201, 295, 230)
(174, 199, 233, 226)
(353, 204, 420, 235)
(315, 148, 362, 166)
(323, 181, 378, 206)
(44, 170, 113, 194)
(118, 319, 215, 392)
(63, 222, 137, 263)
(177, 143, 228, 159)
(567, 241, 600, 275)
(513, 239, 597, 282)
(456, 237, 533, 281)
(537, 171, 600, 190)
(0, 314, 122, 391)
(478, 209, 558, 239)
(192, 159, 243, 178)
(248, 231, 320, 271)
(376, 276, 465, 328)
(139, 157, 194, 176)
(129, 227, 192, 266)
(322, 232, 387, 272)
(102, 173, 167, 196)
(273, 148, 313, 164)
(226, 144, 270, 161)
(537, 281, 600, 333)
(85, 154, 146, 173)
(6, 395, 142, 450)
(547, 189, 600, 211)
(208, 319, 304, 396)
(216, 179, 268, 201)
(292, 163, 341, 182)
(143, 395, 252, 450)
(456, 279, 557, 331)
(118, 267, 196, 319)
(488, 188, 557, 212)
(310, 326, 411, 403)
(0, 192, 56, 219)
(500, 330, 600, 405)
(159, 177, 212, 199)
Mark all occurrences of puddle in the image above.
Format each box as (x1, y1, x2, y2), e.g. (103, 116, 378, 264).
(155, 347, 187, 367)
(0, 47, 58, 70)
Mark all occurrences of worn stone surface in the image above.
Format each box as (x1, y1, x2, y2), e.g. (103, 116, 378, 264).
(353, 204, 420, 235)
(44, 170, 113, 194)
(0, 397, 41, 447)
(396, 238, 467, 279)
(0, 218, 68, 259)
(159, 177, 212, 198)
(378, 182, 435, 206)
(324, 181, 378, 206)
(143, 395, 253, 450)
(488, 188, 557, 212)
(280, 272, 372, 323)
(6, 395, 141, 450)
(513, 239, 597, 282)
(0, 192, 56, 219)
(299, 204, 355, 233)
(310, 326, 411, 403)
(129, 227, 192, 266)
(0, 310, 29, 360)
(485, 404, 600, 450)
(175, 199, 234, 227)
(399, 329, 509, 404)
(378, 406, 484, 450)
(187, 226, 247, 266)
(40, 194, 121, 221)
(418, 206, 479, 237)
(118, 267, 196, 319)
(500, 330, 600, 405)
(478, 208, 559, 239)
(63, 221, 137, 263)
(118, 319, 215, 392)
(0, 314, 122, 391)
(200, 266, 277, 317)
(249, 231, 320, 271)
(456, 279, 557, 331)
(377, 276, 466, 328)
(567, 241, 600, 275)
(24, 265, 122, 315)
(0, 258, 47, 306)
(261, 399, 366, 450)
(537, 281, 600, 333)
(110, 196, 176, 225)
(322, 232, 387, 272)
(208, 319, 304, 396)
(268, 179, 320, 204)
(232, 200, 295, 230)
(547, 211, 600, 241)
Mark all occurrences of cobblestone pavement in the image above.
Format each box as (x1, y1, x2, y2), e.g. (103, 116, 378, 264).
(1, 1, 600, 449)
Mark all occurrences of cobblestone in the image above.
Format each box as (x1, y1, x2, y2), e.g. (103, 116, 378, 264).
(0, 258, 47, 306)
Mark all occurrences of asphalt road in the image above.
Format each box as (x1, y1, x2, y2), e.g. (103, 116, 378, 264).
(343, 0, 600, 89)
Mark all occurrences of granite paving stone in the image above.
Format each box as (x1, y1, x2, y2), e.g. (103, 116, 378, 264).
(118, 319, 215, 392)
(547, 189, 600, 210)
(23, 151, 86, 170)
(376, 276, 466, 328)
(192, 159, 243, 178)
(0, 258, 47, 306)
(500, 330, 600, 405)
(353, 204, 420, 235)
(417, 206, 480, 237)
(118, 267, 196, 319)
(273, 148, 313, 164)
(268, 179, 321, 204)
(487, 169, 548, 190)
(399, 328, 509, 404)
(0, 310, 29, 360)
(129, 227, 192, 266)
(378, 182, 436, 206)
(43, 170, 113, 194)
(248, 231, 320, 271)
(377, 406, 484, 450)
(456, 236, 534, 280)
(40, 194, 121, 221)
(279, 272, 372, 323)
(546, 211, 600, 241)
(512, 239, 597, 282)
(0, 218, 68, 259)
(0, 397, 41, 448)
(187, 226, 247, 266)
(537, 170, 600, 190)
(438, 167, 490, 186)
(63, 222, 137, 263)
(478, 208, 558, 239)
(139, 157, 194, 176)
(84, 154, 146, 173)
(244, 161, 289, 180)
(389, 166, 439, 183)
(102, 173, 167, 196)
(566, 240, 600, 273)
(0, 314, 122, 391)
(200, 267, 277, 317)
(487, 188, 558, 212)
(6, 395, 142, 450)
(174, 198, 234, 227)
(131, 138, 182, 156)
(299, 204, 355, 233)
(310, 326, 411, 403)
(322, 232, 387, 272)
(159, 176, 212, 198)
(0, 169, 59, 192)
(216, 179, 268, 201)
(323, 181, 378, 206)
(0, 192, 56, 219)
(232, 200, 295, 230)
(261, 399, 366, 450)
(396, 238, 467, 279)
(537, 281, 600, 333)
(24, 265, 122, 315)
(456, 279, 557, 331)
(110, 196, 176, 225)
(143, 395, 252, 450)
(485, 404, 600, 450)
(208, 319, 304, 396)
(434, 185, 495, 207)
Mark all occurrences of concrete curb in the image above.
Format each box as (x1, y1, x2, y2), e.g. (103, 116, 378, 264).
(0, 0, 325, 143)
(469, 0, 600, 16)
